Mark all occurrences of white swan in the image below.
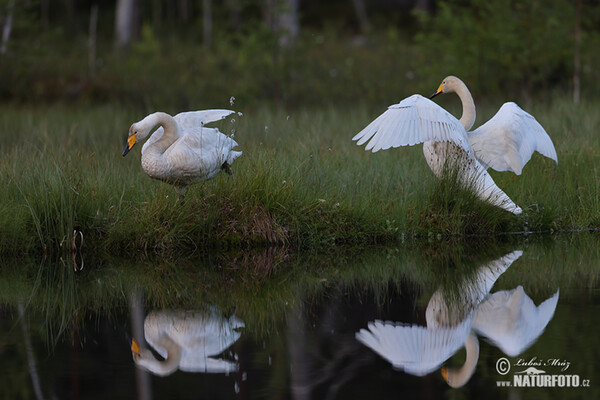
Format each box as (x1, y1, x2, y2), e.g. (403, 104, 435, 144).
(356, 250, 522, 387)
(353, 76, 558, 214)
(130, 309, 244, 376)
(473, 286, 559, 357)
(123, 110, 242, 201)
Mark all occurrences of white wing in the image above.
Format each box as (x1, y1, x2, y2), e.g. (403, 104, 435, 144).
(473, 287, 559, 356)
(469, 102, 557, 175)
(174, 109, 236, 130)
(352, 94, 471, 154)
(356, 319, 471, 376)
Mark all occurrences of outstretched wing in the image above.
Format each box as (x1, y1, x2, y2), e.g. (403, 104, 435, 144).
(352, 94, 471, 154)
(174, 109, 236, 130)
(356, 319, 471, 376)
(468, 103, 557, 175)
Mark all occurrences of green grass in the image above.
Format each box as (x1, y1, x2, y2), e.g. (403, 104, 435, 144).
(0, 99, 598, 255)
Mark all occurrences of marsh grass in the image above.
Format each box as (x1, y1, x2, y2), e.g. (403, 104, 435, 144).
(0, 99, 598, 255)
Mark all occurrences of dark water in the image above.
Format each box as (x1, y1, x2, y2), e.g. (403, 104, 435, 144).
(1, 234, 599, 399)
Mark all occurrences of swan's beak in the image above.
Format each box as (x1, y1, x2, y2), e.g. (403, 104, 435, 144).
(131, 337, 140, 355)
(430, 83, 444, 99)
(441, 366, 448, 381)
(122, 135, 136, 156)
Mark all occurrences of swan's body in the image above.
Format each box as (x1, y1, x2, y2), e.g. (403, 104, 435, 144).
(130, 309, 244, 376)
(353, 76, 558, 214)
(123, 110, 242, 200)
(356, 250, 522, 387)
(473, 286, 559, 357)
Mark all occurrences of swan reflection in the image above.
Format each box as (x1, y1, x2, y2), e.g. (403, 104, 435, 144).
(131, 308, 244, 376)
(473, 285, 559, 357)
(356, 250, 559, 388)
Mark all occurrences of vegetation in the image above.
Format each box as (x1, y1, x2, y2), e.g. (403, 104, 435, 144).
(0, 98, 598, 256)
(0, 1, 598, 255)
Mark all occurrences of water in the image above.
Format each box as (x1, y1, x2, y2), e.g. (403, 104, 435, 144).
(1, 233, 599, 399)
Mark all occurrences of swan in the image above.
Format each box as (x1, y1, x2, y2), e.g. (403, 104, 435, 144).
(352, 76, 558, 214)
(130, 309, 244, 376)
(473, 286, 559, 357)
(356, 250, 522, 387)
(122, 110, 242, 201)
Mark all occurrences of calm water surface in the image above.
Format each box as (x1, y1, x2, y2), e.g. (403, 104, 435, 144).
(1, 234, 599, 399)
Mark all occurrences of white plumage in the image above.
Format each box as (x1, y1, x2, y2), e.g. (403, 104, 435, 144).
(353, 76, 558, 214)
(131, 309, 244, 376)
(356, 250, 522, 387)
(123, 109, 242, 200)
(473, 286, 559, 357)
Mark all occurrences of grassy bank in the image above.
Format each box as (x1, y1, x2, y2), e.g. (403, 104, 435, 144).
(0, 99, 598, 255)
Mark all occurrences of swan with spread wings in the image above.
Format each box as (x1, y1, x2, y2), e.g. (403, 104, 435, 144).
(353, 76, 557, 214)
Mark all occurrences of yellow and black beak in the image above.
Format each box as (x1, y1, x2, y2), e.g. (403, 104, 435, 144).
(430, 83, 444, 99)
(122, 135, 136, 156)
(130, 337, 140, 355)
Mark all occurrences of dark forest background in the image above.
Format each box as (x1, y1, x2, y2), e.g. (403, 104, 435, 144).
(0, 0, 598, 109)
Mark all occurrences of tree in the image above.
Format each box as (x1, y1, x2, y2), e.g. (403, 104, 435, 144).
(115, 0, 138, 48)
(264, 0, 299, 47)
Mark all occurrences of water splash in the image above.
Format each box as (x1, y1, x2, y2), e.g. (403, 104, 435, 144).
(229, 96, 235, 106)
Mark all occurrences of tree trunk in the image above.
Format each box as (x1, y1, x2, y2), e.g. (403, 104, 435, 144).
(202, 0, 212, 48)
(115, 0, 137, 49)
(89, 3, 99, 77)
(227, 0, 242, 31)
(573, 0, 581, 104)
(264, 0, 299, 47)
(0, 0, 14, 55)
(351, 0, 370, 34)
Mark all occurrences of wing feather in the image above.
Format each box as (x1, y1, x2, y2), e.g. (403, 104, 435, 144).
(174, 109, 236, 131)
(353, 95, 470, 153)
(356, 318, 471, 376)
(468, 102, 557, 175)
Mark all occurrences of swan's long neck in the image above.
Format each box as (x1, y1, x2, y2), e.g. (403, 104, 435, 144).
(136, 336, 182, 376)
(453, 80, 476, 131)
(146, 112, 179, 153)
(443, 333, 480, 388)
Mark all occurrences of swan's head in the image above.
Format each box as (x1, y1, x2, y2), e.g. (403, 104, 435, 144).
(122, 120, 152, 157)
(130, 336, 179, 376)
(440, 333, 479, 388)
(430, 76, 465, 99)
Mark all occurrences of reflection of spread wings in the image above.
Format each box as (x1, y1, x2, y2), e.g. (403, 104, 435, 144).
(355, 318, 471, 376)
(473, 287, 559, 356)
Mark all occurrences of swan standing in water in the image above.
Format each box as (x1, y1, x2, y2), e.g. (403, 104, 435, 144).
(123, 110, 242, 201)
(353, 76, 557, 214)
(356, 250, 522, 387)
(130, 309, 244, 376)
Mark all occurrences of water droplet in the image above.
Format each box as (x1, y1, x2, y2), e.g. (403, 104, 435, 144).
(264, 125, 269, 132)
(234, 382, 240, 394)
(230, 118, 236, 124)
(242, 372, 247, 381)
(268, 355, 272, 366)
(237, 112, 243, 116)
(286, 115, 290, 120)
(229, 96, 235, 106)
